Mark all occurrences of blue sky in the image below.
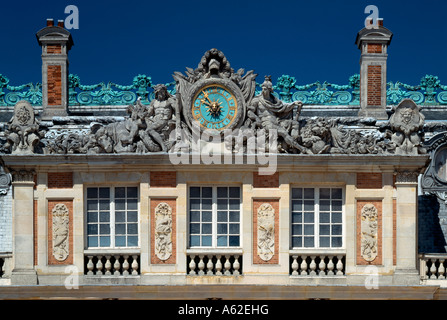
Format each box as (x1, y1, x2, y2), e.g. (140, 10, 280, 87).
(0, 0, 446, 87)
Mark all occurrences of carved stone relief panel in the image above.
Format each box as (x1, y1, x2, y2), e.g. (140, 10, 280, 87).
(52, 203, 70, 262)
(357, 200, 382, 265)
(254, 200, 278, 264)
(154, 202, 173, 261)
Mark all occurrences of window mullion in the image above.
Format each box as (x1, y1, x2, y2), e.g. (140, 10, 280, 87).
(212, 186, 217, 248)
(315, 187, 319, 249)
(111, 187, 115, 248)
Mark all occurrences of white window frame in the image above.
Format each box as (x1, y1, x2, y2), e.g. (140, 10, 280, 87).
(85, 185, 140, 249)
(188, 185, 243, 249)
(290, 186, 345, 250)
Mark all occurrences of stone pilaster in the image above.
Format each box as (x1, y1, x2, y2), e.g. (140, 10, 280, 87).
(10, 170, 37, 285)
(393, 170, 420, 285)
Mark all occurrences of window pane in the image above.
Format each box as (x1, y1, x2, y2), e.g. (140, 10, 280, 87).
(87, 224, 98, 235)
(88, 236, 98, 247)
(87, 188, 98, 198)
(116, 223, 125, 234)
(127, 199, 138, 210)
(304, 237, 314, 247)
(127, 236, 138, 247)
(217, 198, 227, 210)
(100, 236, 110, 247)
(99, 224, 110, 235)
(127, 211, 138, 222)
(320, 200, 330, 212)
(229, 224, 239, 234)
(229, 199, 239, 210)
(99, 200, 110, 211)
(320, 188, 331, 199)
(320, 212, 330, 223)
(99, 211, 110, 222)
(292, 212, 302, 223)
(202, 198, 212, 210)
(332, 225, 342, 235)
(229, 236, 239, 246)
(115, 199, 125, 210)
(332, 212, 342, 223)
(292, 237, 302, 247)
(87, 200, 98, 211)
(292, 200, 302, 212)
(304, 188, 314, 199)
(190, 199, 200, 210)
(320, 236, 330, 247)
(190, 187, 200, 198)
(292, 224, 302, 235)
(190, 235, 200, 247)
(217, 223, 227, 234)
(304, 200, 314, 211)
(116, 211, 125, 222)
(190, 223, 200, 234)
(304, 212, 314, 223)
(127, 187, 138, 198)
(202, 236, 212, 246)
(332, 188, 342, 199)
(202, 223, 212, 234)
(229, 211, 239, 222)
(304, 225, 314, 235)
(229, 187, 240, 198)
(190, 211, 200, 222)
(292, 188, 302, 199)
(333, 201, 342, 212)
(99, 188, 110, 199)
(332, 237, 342, 247)
(217, 211, 227, 222)
(202, 211, 212, 222)
(217, 235, 227, 247)
(115, 236, 126, 247)
(217, 187, 227, 198)
(320, 224, 330, 235)
(127, 223, 138, 234)
(202, 187, 212, 198)
(115, 187, 125, 198)
(87, 212, 98, 223)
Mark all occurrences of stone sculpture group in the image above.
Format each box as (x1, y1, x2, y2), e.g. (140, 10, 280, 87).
(1, 49, 427, 157)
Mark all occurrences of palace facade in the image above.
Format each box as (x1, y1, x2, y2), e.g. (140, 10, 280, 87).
(0, 18, 447, 300)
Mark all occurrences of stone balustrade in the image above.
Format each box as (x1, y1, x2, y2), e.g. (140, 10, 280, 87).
(187, 251, 242, 276)
(84, 251, 140, 276)
(290, 252, 346, 276)
(419, 254, 447, 280)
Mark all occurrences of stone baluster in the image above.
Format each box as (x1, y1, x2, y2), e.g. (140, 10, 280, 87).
(439, 259, 445, 280)
(430, 259, 438, 279)
(327, 256, 335, 276)
(215, 255, 223, 275)
(318, 256, 326, 276)
(198, 255, 205, 275)
(86, 256, 94, 275)
(105, 256, 112, 275)
(419, 257, 428, 280)
(96, 255, 103, 275)
(224, 255, 231, 275)
(291, 255, 299, 276)
(336, 255, 344, 275)
(131, 255, 139, 275)
(114, 255, 121, 275)
(233, 255, 240, 276)
(300, 256, 308, 276)
(309, 256, 317, 276)
(189, 255, 197, 275)
(206, 255, 214, 275)
(122, 255, 130, 276)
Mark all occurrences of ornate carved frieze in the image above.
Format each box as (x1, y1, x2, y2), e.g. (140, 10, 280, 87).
(154, 202, 173, 261)
(11, 169, 35, 183)
(257, 203, 275, 262)
(52, 203, 69, 262)
(395, 171, 419, 184)
(360, 203, 379, 262)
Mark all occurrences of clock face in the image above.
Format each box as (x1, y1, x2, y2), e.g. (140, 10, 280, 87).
(191, 84, 238, 131)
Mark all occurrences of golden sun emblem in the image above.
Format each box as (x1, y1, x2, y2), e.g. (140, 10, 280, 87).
(201, 92, 223, 117)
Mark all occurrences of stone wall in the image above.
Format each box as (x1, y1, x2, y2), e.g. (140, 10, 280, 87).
(0, 188, 12, 253)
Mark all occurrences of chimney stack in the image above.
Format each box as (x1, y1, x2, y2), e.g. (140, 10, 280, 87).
(36, 19, 74, 120)
(355, 19, 393, 120)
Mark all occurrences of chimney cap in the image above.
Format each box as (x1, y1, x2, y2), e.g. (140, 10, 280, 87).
(46, 18, 54, 27)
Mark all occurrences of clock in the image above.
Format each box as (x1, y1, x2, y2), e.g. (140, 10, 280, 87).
(191, 84, 238, 131)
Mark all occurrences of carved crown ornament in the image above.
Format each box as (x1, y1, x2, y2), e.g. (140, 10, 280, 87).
(0, 51, 431, 158)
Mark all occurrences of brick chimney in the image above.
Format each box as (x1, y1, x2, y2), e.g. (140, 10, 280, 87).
(36, 19, 74, 120)
(355, 19, 393, 120)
